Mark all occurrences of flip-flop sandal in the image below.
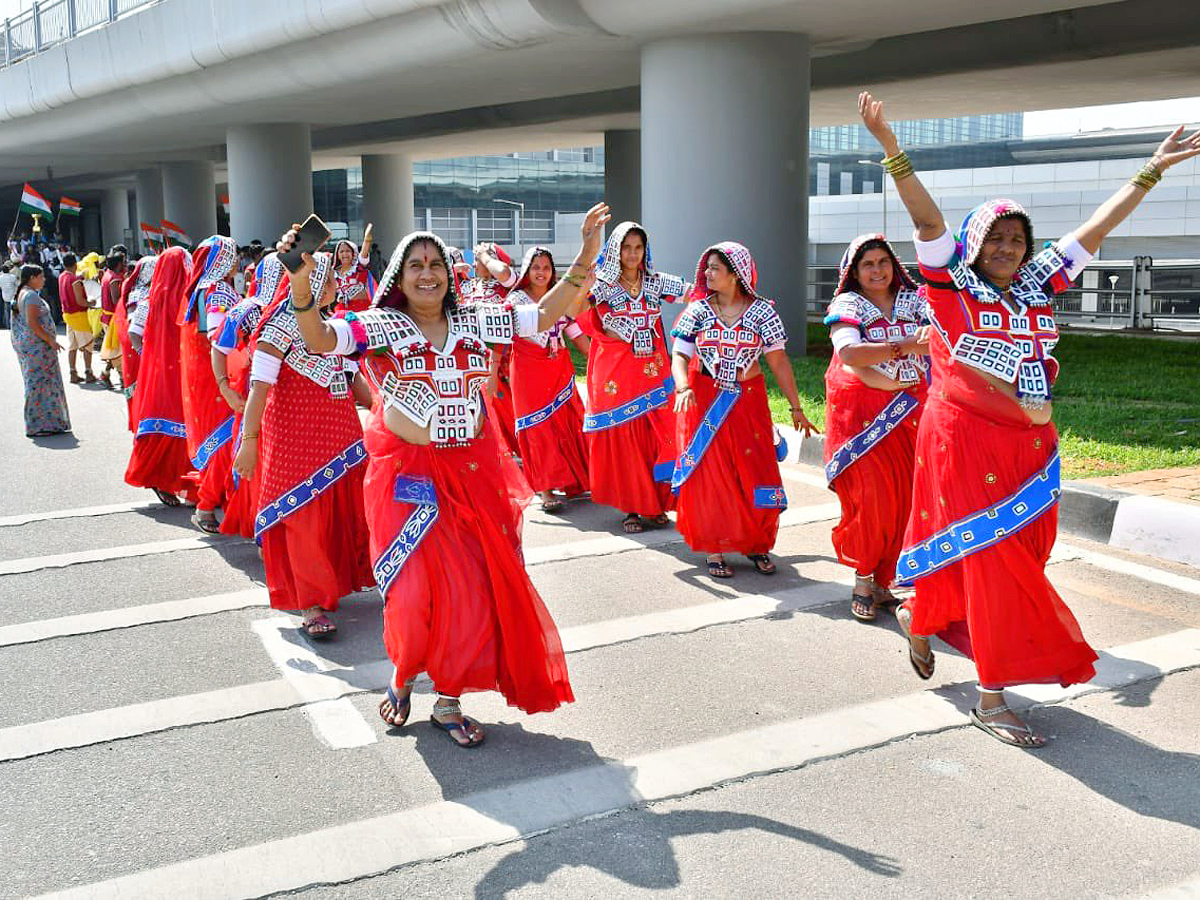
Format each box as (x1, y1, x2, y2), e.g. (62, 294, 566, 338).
(706, 558, 734, 579)
(747, 554, 776, 575)
(622, 514, 645, 534)
(191, 512, 220, 534)
(430, 714, 485, 748)
(897, 605, 935, 680)
(850, 593, 878, 623)
(541, 498, 565, 514)
(969, 707, 1047, 749)
(647, 513, 671, 528)
(152, 488, 182, 507)
(302, 614, 337, 641)
(378, 684, 412, 728)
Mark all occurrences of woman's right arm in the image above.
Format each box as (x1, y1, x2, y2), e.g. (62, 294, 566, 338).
(858, 92, 946, 242)
(274, 231, 339, 353)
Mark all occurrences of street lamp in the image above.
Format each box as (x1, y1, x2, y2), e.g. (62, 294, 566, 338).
(856, 159, 886, 236)
(493, 198, 524, 251)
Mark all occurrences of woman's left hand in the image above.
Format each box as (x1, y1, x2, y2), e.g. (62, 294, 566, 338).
(792, 407, 819, 437)
(1153, 125, 1200, 171)
(233, 438, 258, 479)
(674, 387, 695, 413)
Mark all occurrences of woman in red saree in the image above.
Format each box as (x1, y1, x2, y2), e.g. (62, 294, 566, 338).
(114, 255, 156, 431)
(333, 224, 376, 313)
(579, 222, 685, 533)
(277, 206, 607, 747)
(859, 90, 1200, 747)
(823, 234, 929, 622)
(179, 235, 241, 533)
(671, 242, 816, 578)
(125, 246, 197, 506)
(507, 246, 591, 511)
(232, 253, 372, 640)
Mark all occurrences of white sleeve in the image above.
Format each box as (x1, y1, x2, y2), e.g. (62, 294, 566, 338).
(513, 304, 541, 337)
(327, 318, 359, 355)
(913, 228, 956, 267)
(128, 298, 150, 337)
(497, 268, 519, 290)
(564, 321, 583, 340)
(250, 349, 282, 385)
(1056, 233, 1094, 281)
(830, 324, 863, 353)
(672, 336, 696, 358)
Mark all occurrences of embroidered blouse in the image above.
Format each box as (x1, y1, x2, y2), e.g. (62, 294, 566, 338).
(590, 271, 685, 358)
(825, 288, 930, 387)
(671, 296, 787, 392)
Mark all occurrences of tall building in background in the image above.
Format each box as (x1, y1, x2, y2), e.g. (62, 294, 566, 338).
(810, 113, 1024, 155)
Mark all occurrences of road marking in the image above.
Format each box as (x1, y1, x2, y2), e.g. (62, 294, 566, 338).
(1054, 541, 1200, 597)
(0, 588, 269, 648)
(0, 580, 845, 762)
(39, 627, 1200, 900)
(0, 500, 159, 528)
(1141, 877, 1200, 899)
(251, 618, 378, 751)
(0, 536, 240, 576)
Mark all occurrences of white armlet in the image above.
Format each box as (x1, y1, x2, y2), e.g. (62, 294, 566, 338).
(250, 350, 282, 385)
(565, 321, 583, 340)
(514, 304, 541, 337)
(328, 318, 358, 355)
(913, 228, 956, 267)
(672, 336, 696, 358)
(830, 326, 862, 353)
(1056, 234, 1094, 281)
(497, 268, 518, 290)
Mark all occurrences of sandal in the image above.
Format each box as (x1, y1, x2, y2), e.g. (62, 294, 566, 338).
(84, 372, 97, 383)
(896, 604, 935, 680)
(850, 575, 878, 622)
(969, 705, 1047, 749)
(378, 681, 414, 728)
(541, 497, 565, 514)
(872, 584, 902, 613)
(152, 488, 182, 507)
(622, 513, 645, 534)
(747, 553, 776, 576)
(647, 513, 671, 528)
(301, 613, 337, 641)
(191, 511, 220, 534)
(706, 555, 734, 579)
(430, 698, 485, 748)
(69, 372, 82, 384)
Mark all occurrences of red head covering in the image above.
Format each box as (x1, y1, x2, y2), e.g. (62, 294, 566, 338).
(688, 241, 760, 301)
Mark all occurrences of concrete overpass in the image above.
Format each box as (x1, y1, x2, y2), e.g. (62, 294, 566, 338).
(2, 0, 1198, 333)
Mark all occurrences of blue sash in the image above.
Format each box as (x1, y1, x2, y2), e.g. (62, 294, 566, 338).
(753, 486, 788, 509)
(824, 391, 920, 485)
(583, 377, 674, 432)
(373, 475, 440, 597)
(515, 378, 575, 433)
(895, 449, 1060, 585)
(136, 417, 187, 440)
(671, 389, 738, 493)
(253, 440, 367, 543)
(191, 415, 235, 471)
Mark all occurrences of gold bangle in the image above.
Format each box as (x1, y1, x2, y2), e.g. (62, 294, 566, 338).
(242, 433, 259, 440)
(1129, 161, 1163, 191)
(881, 150, 915, 180)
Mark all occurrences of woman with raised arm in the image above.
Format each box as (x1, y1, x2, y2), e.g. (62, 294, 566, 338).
(333, 224, 376, 313)
(275, 206, 608, 748)
(671, 242, 817, 579)
(126, 246, 198, 507)
(580, 222, 686, 534)
(824, 234, 930, 622)
(232, 253, 373, 640)
(507, 246, 592, 512)
(858, 91, 1200, 748)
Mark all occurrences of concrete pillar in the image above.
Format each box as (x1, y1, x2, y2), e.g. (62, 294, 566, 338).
(162, 160, 217, 246)
(101, 187, 131, 251)
(361, 152, 414, 252)
(82, 206, 102, 251)
(604, 130, 641, 228)
(227, 124, 312, 246)
(641, 33, 810, 340)
(134, 168, 164, 253)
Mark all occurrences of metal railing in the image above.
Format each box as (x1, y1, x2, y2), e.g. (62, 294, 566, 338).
(2, 0, 158, 68)
(807, 258, 1200, 333)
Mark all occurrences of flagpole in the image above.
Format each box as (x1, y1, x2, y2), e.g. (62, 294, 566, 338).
(8, 208, 21, 241)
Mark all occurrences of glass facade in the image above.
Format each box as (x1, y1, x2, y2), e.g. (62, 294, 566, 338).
(810, 113, 1023, 154)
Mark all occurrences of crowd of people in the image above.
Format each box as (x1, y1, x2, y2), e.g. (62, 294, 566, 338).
(9, 93, 1198, 751)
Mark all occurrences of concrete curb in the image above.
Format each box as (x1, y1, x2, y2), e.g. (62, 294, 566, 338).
(775, 427, 1200, 569)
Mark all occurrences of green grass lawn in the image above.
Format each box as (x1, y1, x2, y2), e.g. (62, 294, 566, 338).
(572, 325, 1199, 479)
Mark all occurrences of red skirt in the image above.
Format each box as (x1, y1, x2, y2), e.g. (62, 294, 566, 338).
(180, 323, 232, 512)
(583, 327, 675, 517)
(125, 434, 198, 498)
(904, 396, 1097, 688)
(675, 374, 781, 555)
(824, 362, 924, 585)
(218, 359, 259, 539)
(257, 368, 371, 611)
(363, 409, 572, 713)
(510, 341, 589, 495)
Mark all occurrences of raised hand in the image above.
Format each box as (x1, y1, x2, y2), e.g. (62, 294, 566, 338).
(579, 202, 612, 263)
(1153, 125, 1200, 171)
(363, 222, 374, 249)
(858, 91, 899, 155)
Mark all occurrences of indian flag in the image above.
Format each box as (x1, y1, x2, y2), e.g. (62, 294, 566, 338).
(59, 196, 82, 217)
(140, 221, 164, 245)
(160, 218, 191, 248)
(19, 183, 52, 218)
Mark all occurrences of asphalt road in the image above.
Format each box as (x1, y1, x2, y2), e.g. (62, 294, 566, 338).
(1, 337, 1198, 900)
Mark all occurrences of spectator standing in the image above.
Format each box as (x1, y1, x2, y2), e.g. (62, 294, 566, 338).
(58, 253, 96, 383)
(0, 261, 18, 329)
